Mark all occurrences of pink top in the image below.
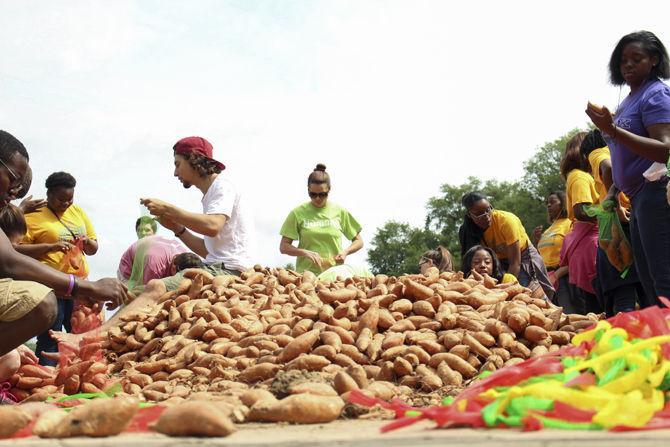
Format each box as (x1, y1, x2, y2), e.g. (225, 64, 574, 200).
(559, 221, 598, 294)
(118, 235, 188, 285)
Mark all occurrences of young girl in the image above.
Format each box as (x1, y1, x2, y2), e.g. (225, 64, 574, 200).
(461, 245, 516, 284)
(459, 192, 554, 298)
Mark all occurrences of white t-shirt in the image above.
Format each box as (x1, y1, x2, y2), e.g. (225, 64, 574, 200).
(201, 174, 256, 271)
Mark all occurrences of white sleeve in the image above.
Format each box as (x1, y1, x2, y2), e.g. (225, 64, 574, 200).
(204, 179, 235, 217)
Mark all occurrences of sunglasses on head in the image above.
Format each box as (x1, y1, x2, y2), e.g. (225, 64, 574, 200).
(309, 191, 329, 199)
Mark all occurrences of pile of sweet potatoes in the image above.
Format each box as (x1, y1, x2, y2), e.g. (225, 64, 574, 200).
(102, 266, 593, 404)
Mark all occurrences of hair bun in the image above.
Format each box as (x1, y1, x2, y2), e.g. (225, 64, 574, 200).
(314, 163, 327, 172)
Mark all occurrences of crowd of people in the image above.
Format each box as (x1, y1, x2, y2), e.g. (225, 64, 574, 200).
(0, 30, 669, 398)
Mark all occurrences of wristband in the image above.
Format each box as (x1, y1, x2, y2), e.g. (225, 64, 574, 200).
(65, 274, 75, 297)
(175, 226, 187, 238)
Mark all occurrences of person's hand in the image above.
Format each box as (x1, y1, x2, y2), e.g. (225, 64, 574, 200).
(334, 252, 348, 265)
(18, 195, 47, 214)
(585, 105, 616, 136)
(51, 240, 75, 253)
(616, 205, 631, 223)
(140, 198, 172, 217)
(532, 225, 543, 244)
(16, 345, 38, 365)
(158, 215, 181, 233)
(303, 250, 323, 269)
(79, 278, 129, 310)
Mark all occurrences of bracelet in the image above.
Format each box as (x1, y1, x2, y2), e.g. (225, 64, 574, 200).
(65, 274, 75, 297)
(174, 226, 187, 238)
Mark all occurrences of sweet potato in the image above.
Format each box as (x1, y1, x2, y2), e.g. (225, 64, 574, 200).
(334, 370, 359, 395)
(317, 288, 357, 304)
(416, 365, 442, 391)
(277, 329, 320, 363)
(524, 325, 550, 344)
(357, 300, 379, 333)
(0, 406, 32, 437)
(284, 355, 330, 372)
(462, 333, 492, 358)
(248, 394, 344, 424)
(152, 401, 236, 437)
(37, 397, 139, 438)
(240, 389, 277, 407)
(428, 353, 477, 377)
(403, 279, 434, 301)
(289, 382, 338, 397)
(436, 361, 463, 386)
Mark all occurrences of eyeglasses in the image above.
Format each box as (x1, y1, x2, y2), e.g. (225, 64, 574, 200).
(0, 157, 21, 190)
(309, 191, 329, 199)
(470, 206, 493, 220)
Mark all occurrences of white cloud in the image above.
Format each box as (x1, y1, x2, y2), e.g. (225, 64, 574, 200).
(2, 0, 669, 279)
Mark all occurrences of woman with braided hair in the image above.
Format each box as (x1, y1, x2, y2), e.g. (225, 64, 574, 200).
(459, 192, 554, 299)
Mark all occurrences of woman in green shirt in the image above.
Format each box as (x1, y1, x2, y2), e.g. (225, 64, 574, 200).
(280, 164, 364, 274)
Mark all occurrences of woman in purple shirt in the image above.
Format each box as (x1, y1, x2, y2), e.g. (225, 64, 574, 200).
(586, 31, 670, 307)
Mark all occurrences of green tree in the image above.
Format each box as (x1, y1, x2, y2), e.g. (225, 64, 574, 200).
(367, 128, 584, 276)
(521, 127, 581, 201)
(367, 221, 441, 276)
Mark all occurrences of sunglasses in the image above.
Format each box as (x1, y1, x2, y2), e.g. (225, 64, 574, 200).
(470, 206, 493, 220)
(0, 157, 22, 190)
(309, 191, 329, 199)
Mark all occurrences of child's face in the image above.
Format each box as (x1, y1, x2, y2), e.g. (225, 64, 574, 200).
(471, 249, 493, 276)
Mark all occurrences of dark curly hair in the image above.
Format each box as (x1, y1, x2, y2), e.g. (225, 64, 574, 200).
(580, 129, 608, 160)
(177, 152, 222, 177)
(45, 171, 76, 190)
(0, 130, 29, 164)
(172, 253, 204, 272)
(609, 31, 670, 85)
(461, 245, 504, 281)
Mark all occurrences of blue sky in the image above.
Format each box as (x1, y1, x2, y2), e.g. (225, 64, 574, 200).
(2, 1, 669, 279)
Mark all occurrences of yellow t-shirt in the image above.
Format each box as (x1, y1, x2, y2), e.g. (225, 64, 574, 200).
(588, 147, 610, 204)
(537, 218, 572, 268)
(587, 147, 631, 209)
(23, 205, 97, 276)
(501, 273, 517, 284)
(566, 169, 599, 220)
(482, 210, 530, 260)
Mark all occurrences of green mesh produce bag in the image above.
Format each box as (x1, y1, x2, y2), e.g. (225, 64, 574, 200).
(584, 200, 633, 276)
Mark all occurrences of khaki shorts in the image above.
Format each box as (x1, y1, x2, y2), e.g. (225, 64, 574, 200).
(0, 278, 53, 322)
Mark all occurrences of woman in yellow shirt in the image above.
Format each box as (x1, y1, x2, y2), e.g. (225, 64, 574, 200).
(559, 132, 600, 314)
(580, 130, 646, 316)
(459, 192, 554, 299)
(532, 191, 578, 311)
(21, 172, 99, 365)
